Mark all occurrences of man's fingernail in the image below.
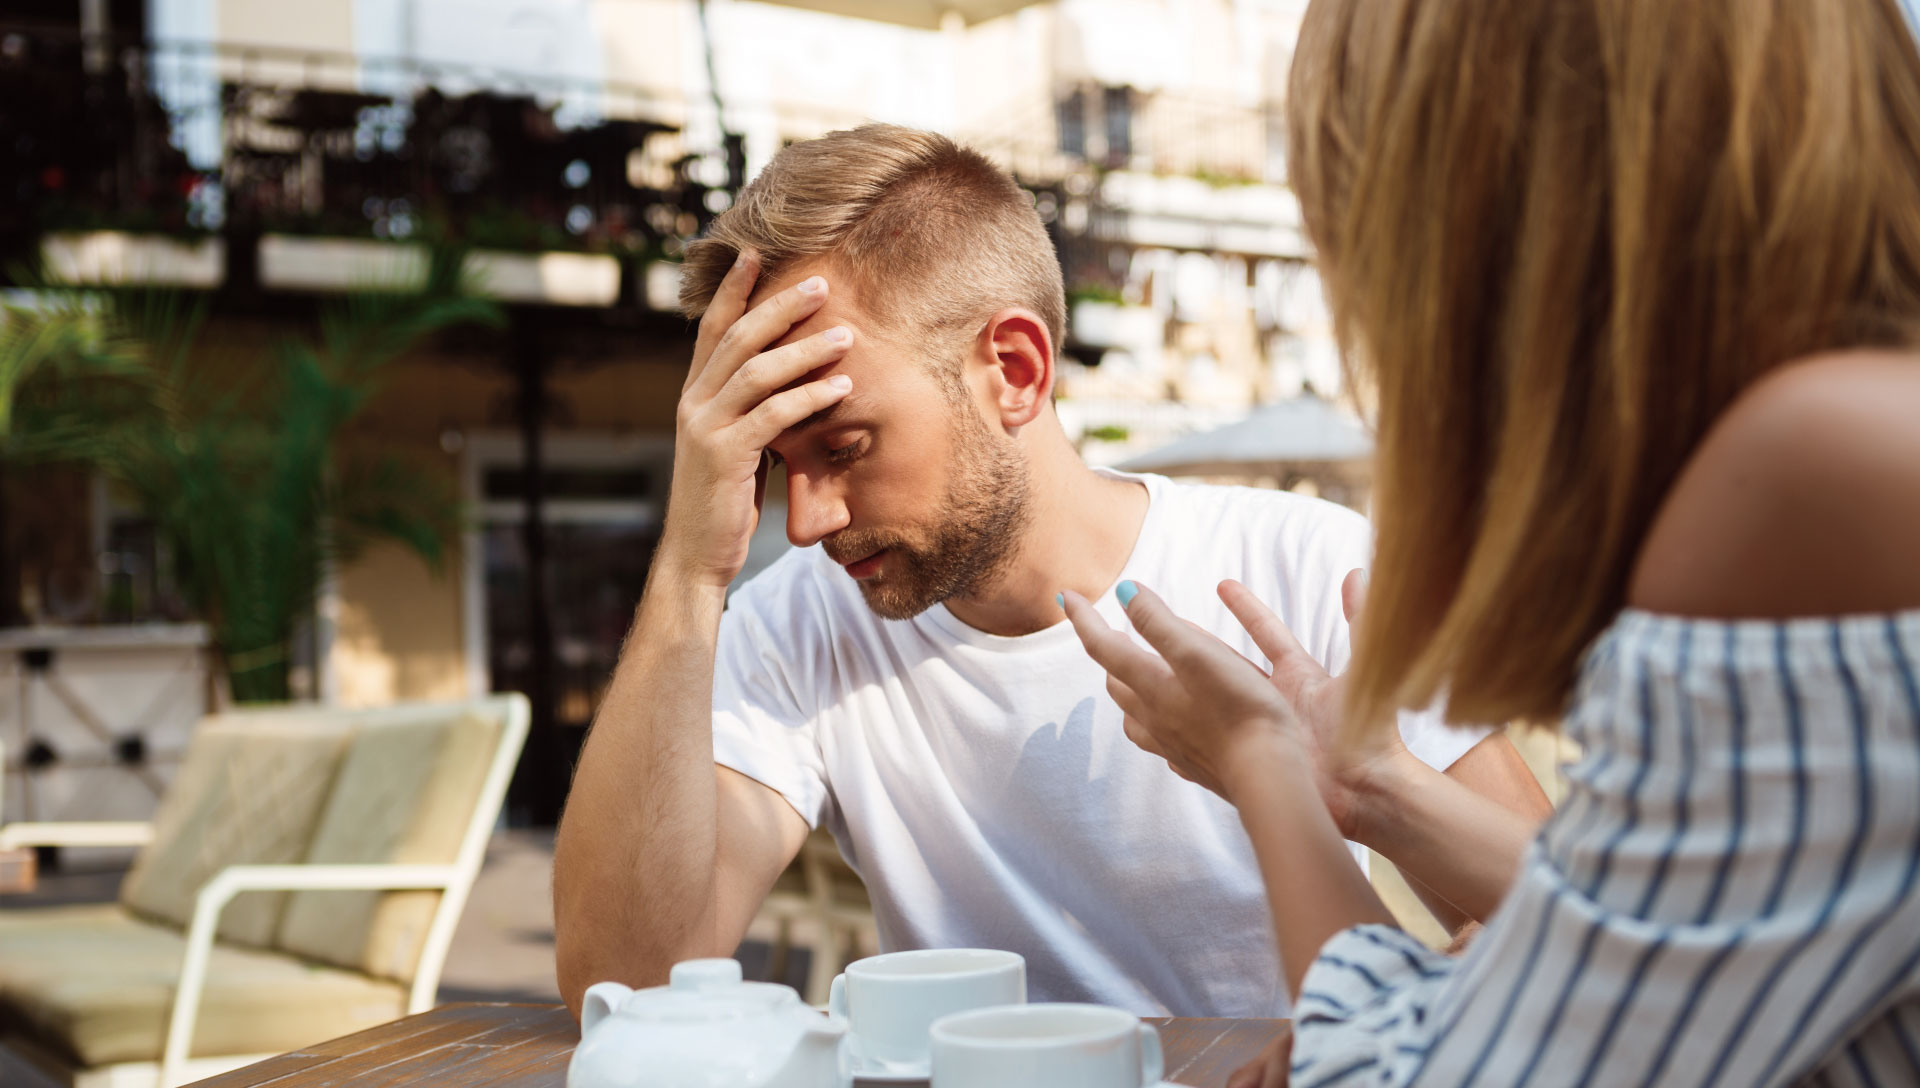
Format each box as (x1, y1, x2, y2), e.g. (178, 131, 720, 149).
(1055, 592, 1065, 611)
(828, 374, 852, 392)
(1359, 569, 1371, 589)
(825, 326, 850, 344)
(1116, 581, 1138, 608)
(733, 251, 748, 270)
(799, 276, 826, 295)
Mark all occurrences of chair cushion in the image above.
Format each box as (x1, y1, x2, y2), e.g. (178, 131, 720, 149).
(275, 707, 503, 982)
(119, 714, 351, 947)
(0, 905, 406, 1068)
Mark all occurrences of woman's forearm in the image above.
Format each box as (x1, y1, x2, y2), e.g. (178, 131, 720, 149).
(1225, 734, 1398, 1000)
(1348, 749, 1540, 922)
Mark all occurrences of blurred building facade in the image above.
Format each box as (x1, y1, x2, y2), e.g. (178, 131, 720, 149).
(1, 0, 1341, 825)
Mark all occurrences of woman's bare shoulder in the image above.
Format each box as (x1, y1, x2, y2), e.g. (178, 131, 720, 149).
(1627, 350, 1920, 619)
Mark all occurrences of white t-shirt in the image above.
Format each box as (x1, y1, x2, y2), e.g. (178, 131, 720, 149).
(711, 471, 1489, 1018)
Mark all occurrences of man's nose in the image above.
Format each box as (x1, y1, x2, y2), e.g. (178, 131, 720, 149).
(784, 469, 851, 548)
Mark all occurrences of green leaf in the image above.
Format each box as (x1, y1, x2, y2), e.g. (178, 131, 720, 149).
(2, 244, 497, 701)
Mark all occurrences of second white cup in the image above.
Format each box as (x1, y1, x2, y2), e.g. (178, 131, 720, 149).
(929, 1003, 1166, 1088)
(827, 948, 1026, 1074)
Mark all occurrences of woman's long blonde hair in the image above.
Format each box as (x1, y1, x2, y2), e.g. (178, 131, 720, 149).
(1289, 0, 1920, 731)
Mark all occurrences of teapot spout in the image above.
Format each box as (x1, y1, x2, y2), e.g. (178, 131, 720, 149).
(579, 982, 635, 1037)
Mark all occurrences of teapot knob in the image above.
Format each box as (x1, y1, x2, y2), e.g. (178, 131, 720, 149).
(670, 958, 744, 992)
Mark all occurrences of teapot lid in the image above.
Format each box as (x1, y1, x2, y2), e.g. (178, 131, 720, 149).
(617, 958, 796, 1024)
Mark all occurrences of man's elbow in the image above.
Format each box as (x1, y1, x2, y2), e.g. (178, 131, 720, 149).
(1449, 733, 1554, 822)
(553, 909, 728, 1019)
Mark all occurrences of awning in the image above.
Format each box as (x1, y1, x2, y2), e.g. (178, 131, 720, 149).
(1118, 395, 1373, 478)
(741, 0, 1048, 29)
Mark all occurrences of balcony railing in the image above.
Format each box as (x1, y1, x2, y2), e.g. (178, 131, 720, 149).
(0, 24, 1293, 306)
(0, 26, 742, 279)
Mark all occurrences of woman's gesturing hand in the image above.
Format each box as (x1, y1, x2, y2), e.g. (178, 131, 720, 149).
(1061, 580, 1307, 803)
(1062, 573, 1409, 833)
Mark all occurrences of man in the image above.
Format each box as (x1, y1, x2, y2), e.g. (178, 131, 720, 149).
(553, 124, 1548, 1019)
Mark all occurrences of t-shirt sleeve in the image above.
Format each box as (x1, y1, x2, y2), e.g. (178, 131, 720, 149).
(711, 583, 831, 829)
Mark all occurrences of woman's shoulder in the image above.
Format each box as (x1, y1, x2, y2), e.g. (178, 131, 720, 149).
(1627, 350, 1920, 619)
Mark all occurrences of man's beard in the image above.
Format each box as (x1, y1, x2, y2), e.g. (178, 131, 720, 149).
(822, 411, 1031, 621)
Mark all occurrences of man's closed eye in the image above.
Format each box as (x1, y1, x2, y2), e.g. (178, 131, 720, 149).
(826, 437, 869, 466)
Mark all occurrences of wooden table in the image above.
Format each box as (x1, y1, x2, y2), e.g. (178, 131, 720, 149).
(188, 1003, 1291, 1088)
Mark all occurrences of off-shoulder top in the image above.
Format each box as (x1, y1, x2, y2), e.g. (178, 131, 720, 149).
(1290, 610, 1920, 1087)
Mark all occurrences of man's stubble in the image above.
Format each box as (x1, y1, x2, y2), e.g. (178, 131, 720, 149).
(823, 405, 1032, 621)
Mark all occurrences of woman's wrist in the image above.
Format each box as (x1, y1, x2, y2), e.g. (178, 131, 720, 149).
(1339, 744, 1429, 850)
(1218, 726, 1316, 808)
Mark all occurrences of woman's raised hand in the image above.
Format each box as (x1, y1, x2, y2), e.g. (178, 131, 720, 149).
(1062, 572, 1408, 834)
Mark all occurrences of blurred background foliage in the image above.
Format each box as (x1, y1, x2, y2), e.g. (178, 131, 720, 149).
(0, 248, 502, 702)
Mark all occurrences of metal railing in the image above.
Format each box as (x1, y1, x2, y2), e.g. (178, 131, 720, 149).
(0, 27, 741, 264)
(0, 25, 1289, 284)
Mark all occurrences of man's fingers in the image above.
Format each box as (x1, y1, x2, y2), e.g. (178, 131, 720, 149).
(710, 326, 855, 419)
(1219, 579, 1316, 674)
(736, 374, 854, 448)
(690, 249, 758, 388)
(691, 274, 832, 402)
(1227, 1031, 1292, 1088)
(1063, 590, 1173, 694)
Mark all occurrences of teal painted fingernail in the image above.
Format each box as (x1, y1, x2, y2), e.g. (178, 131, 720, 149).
(1055, 593, 1065, 611)
(1116, 581, 1138, 608)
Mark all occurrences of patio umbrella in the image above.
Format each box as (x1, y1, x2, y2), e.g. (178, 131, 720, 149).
(1117, 395, 1373, 478)
(743, 0, 1049, 29)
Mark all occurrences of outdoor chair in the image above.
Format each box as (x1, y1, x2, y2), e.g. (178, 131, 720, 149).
(0, 694, 528, 1088)
(758, 827, 877, 1006)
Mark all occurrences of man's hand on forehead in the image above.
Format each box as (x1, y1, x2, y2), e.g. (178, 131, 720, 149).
(661, 250, 859, 588)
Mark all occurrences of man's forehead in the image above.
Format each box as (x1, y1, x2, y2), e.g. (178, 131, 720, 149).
(747, 255, 851, 309)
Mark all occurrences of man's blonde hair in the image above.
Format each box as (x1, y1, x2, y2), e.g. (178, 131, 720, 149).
(678, 124, 1066, 370)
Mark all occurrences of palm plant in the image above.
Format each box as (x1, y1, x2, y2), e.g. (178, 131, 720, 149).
(2, 250, 503, 702)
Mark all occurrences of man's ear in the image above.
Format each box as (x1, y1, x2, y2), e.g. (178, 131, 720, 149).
(974, 308, 1055, 430)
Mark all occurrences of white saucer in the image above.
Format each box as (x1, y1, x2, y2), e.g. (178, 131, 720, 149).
(849, 1064, 929, 1085)
(848, 1055, 931, 1084)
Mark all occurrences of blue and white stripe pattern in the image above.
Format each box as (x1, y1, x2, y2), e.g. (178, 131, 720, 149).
(1291, 610, 1920, 1087)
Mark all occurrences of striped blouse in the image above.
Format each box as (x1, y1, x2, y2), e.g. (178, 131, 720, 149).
(1290, 610, 1920, 1087)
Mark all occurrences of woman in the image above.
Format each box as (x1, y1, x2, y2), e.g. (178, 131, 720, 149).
(1063, 1, 1920, 1084)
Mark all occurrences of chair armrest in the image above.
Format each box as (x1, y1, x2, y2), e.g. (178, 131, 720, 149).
(161, 863, 462, 1086)
(199, 862, 463, 900)
(0, 821, 155, 851)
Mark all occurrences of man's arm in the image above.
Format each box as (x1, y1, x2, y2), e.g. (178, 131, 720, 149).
(1388, 733, 1552, 933)
(552, 572, 810, 1015)
(551, 253, 853, 1016)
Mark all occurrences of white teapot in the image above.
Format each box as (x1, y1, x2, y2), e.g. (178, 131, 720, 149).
(568, 958, 852, 1088)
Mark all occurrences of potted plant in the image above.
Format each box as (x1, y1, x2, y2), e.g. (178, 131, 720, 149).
(2, 248, 502, 702)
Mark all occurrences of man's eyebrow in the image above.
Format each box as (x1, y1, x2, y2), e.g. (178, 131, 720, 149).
(782, 397, 853, 437)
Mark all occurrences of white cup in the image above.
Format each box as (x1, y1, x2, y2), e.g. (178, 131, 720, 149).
(827, 948, 1026, 1074)
(929, 1003, 1166, 1088)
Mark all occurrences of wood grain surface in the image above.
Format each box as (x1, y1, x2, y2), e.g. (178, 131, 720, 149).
(187, 1004, 1291, 1088)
